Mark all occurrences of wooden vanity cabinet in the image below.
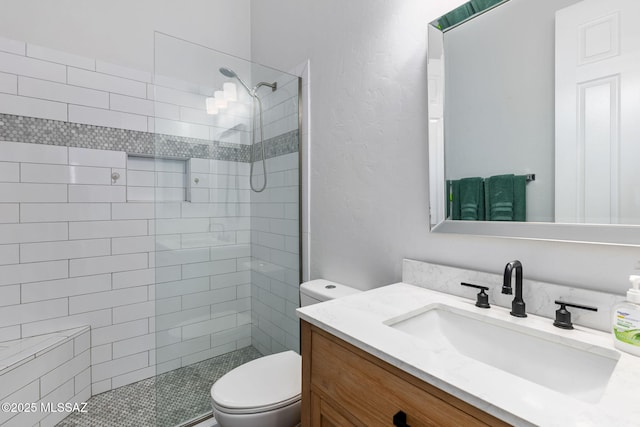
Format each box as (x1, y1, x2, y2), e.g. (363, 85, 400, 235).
(301, 321, 511, 427)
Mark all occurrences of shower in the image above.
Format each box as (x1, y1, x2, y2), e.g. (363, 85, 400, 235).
(0, 32, 301, 427)
(219, 67, 277, 193)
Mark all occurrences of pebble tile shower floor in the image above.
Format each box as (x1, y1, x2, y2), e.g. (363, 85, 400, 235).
(57, 346, 263, 427)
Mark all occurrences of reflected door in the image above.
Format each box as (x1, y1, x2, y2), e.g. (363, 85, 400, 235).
(555, 0, 640, 224)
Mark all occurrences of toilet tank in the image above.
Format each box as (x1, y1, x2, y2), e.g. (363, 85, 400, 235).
(300, 279, 360, 307)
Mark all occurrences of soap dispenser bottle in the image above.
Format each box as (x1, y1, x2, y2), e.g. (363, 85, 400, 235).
(613, 275, 640, 356)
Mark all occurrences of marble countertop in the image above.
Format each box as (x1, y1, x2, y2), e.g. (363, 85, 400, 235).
(297, 283, 640, 426)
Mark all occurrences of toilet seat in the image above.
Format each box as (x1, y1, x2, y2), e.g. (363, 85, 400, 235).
(213, 397, 299, 415)
(211, 350, 301, 415)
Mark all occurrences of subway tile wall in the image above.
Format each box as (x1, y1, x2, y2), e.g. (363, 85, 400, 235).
(0, 327, 91, 427)
(0, 141, 254, 394)
(0, 36, 301, 396)
(250, 153, 300, 354)
(246, 71, 301, 355)
(0, 36, 296, 159)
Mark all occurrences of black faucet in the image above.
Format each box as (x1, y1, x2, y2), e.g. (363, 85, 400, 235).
(502, 260, 527, 317)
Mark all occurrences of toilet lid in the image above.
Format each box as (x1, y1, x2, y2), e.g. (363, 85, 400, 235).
(211, 350, 301, 413)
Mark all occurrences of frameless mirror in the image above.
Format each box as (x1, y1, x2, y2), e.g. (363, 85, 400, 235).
(428, 0, 640, 246)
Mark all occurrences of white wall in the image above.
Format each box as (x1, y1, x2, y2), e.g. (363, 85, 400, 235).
(0, 0, 251, 73)
(250, 0, 640, 295)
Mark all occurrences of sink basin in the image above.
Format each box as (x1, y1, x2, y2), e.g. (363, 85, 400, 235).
(385, 303, 620, 403)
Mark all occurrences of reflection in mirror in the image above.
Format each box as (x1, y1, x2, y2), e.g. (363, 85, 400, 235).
(430, 0, 507, 31)
(428, 0, 640, 245)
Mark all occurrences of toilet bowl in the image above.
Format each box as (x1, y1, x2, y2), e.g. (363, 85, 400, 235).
(210, 279, 360, 427)
(211, 350, 301, 427)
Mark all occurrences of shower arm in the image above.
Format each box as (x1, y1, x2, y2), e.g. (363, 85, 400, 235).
(219, 67, 277, 97)
(252, 81, 278, 94)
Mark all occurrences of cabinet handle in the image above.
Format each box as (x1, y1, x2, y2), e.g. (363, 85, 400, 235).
(393, 410, 411, 427)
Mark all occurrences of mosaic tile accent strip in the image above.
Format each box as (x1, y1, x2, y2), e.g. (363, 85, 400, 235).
(249, 130, 300, 161)
(0, 114, 298, 162)
(56, 346, 263, 427)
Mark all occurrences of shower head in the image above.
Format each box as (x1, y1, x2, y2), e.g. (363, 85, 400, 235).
(219, 67, 253, 96)
(219, 67, 236, 78)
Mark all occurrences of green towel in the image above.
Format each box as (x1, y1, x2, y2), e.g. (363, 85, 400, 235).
(450, 180, 461, 220)
(513, 175, 526, 222)
(437, 3, 475, 29)
(450, 177, 484, 221)
(470, 0, 504, 12)
(484, 174, 527, 221)
(460, 177, 484, 220)
(437, 0, 503, 30)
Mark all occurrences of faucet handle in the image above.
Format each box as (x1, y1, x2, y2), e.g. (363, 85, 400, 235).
(460, 282, 491, 309)
(553, 300, 598, 329)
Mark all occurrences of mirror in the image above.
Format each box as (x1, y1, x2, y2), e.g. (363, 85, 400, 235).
(428, 0, 640, 246)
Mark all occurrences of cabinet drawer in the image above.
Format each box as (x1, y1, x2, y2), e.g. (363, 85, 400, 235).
(306, 323, 509, 427)
(312, 392, 360, 427)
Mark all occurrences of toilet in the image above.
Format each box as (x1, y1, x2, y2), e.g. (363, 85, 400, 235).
(210, 279, 360, 427)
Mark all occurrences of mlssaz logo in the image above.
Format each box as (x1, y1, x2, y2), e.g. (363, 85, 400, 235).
(41, 402, 89, 413)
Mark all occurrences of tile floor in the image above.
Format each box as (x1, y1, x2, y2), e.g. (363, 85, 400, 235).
(57, 346, 263, 427)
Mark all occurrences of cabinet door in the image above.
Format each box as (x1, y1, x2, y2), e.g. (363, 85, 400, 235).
(311, 392, 359, 427)
(302, 321, 511, 427)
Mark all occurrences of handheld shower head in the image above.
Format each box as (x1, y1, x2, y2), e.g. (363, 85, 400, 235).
(219, 67, 253, 96)
(219, 67, 236, 78)
(217, 66, 276, 193)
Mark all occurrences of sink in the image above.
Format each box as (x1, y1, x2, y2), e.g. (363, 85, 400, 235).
(385, 303, 620, 403)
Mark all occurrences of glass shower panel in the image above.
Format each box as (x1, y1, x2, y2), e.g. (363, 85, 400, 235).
(247, 62, 301, 356)
(153, 33, 300, 426)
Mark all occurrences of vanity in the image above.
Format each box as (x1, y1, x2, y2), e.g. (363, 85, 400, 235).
(301, 320, 508, 426)
(297, 261, 640, 426)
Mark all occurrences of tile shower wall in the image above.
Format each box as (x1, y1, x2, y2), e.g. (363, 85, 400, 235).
(153, 156, 253, 377)
(0, 141, 153, 396)
(0, 327, 91, 427)
(250, 73, 301, 355)
(0, 141, 252, 395)
(0, 36, 249, 142)
(0, 36, 300, 395)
